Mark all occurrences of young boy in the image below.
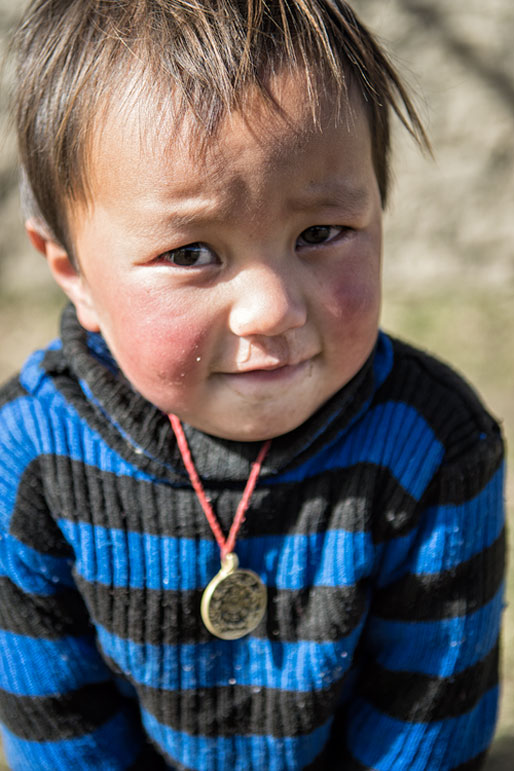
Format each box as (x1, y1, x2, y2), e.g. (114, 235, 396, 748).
(0, 0, 505, 769)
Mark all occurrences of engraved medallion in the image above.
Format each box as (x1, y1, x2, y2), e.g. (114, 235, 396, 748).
(169, 415, 270, 642)
(201, 553, 267, 640)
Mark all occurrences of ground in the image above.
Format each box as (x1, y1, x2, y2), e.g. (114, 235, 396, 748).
(0, 0, 513, 768)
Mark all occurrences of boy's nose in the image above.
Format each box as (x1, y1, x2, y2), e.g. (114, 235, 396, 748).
(228, 263, 307, 339)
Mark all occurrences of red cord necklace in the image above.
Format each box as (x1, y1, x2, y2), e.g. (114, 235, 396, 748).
(169, 414, 271, 640)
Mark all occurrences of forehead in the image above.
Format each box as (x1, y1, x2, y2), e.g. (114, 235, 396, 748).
(82, 70, 374, 217)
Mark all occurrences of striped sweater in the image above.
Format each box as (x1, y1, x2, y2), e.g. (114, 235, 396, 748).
(0, 305, 505, 770)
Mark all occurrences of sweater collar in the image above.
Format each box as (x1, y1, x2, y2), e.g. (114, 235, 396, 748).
(60, 304, 389, 482)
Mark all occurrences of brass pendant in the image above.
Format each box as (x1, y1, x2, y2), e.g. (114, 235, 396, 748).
(200, 553, 267, 640)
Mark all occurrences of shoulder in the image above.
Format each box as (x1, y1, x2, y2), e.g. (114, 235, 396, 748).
(0, 338, 75, 458)
(0, 340, 83, 538)
(376, 333, 503, 466)
(0, 338, 69, 404)
(376, 336, 499, 450)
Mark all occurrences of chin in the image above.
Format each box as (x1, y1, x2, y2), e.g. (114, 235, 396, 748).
(204, 412, 310, 443)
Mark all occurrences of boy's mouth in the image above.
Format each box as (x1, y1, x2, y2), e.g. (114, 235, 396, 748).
(229, 352, 316, 374)
(234, 362, 293, 374)
(219, 357, 315, 390)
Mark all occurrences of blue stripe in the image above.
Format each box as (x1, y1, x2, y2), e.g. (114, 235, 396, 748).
(269, 401, 444, 499)
(0, 406, 38, 532)
(0, 536, 74, 594)
(0, 630, 112, 696)
(143, 709, 332, 771)
(347, 687, 499, 770)
(412, 467, 505, 575)
(96, 623, 363, 692)
(1, 711, 144, 770)
(368, 586, 504, 677)
(374, 331, 394, 389)
(245, 529, 373, 589)
(59, 519, 374, 590)
(18, 342, 61, 394)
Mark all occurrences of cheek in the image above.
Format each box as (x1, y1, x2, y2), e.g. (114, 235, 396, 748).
(99, 285, 213, 386)
(323, 258, 381, 330)
(125, 321, 205, 382)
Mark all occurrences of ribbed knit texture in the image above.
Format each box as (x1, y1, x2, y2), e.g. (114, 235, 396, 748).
(0, 304, 505, 770)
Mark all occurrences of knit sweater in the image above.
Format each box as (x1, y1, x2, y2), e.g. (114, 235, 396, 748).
(0, 305, 505, 771)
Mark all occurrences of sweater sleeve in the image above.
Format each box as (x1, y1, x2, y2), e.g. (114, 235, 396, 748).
(0, 381, 167, 770)
(343, 425, 505, 770)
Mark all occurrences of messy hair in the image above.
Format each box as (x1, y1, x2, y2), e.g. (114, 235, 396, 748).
(12, 0, 429, 256)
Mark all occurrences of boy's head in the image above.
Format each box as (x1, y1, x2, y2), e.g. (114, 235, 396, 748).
(13, 0, 428, 441)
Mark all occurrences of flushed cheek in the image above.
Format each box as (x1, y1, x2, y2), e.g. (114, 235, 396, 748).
(322, 270, 380, 331)
(128, 324, 206, 384)
(100, 293, 214, 399)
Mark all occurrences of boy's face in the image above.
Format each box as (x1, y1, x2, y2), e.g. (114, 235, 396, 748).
(53, 74, 382, 441)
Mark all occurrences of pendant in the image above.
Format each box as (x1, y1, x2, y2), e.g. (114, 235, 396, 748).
(200, 553, 267, 640)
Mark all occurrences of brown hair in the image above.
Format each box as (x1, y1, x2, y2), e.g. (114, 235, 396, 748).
(11, 0, 429, 257)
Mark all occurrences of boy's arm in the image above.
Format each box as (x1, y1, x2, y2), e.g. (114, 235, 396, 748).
(343, 424, 505, 770)
(0, 384, 167, 770)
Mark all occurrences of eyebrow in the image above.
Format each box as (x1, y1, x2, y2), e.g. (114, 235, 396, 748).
(170, 185, 370, 227)
(287, 184, 371, 215)
(129, 197, 223, 235)
(131, 181, 371, 239)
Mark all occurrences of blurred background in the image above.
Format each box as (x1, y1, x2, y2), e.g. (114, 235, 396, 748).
(0, 0, 513, 768)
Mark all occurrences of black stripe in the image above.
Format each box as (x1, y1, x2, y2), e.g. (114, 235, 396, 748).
(128, 742, 170, 770)
(40, 444, 501, 550)
(323, 752, 372, 771)
(120, 678, 347, 739)
(422, 431, 503, 508)
(0, 576, 92, 638)
(0, 375, 29, 408)
(266, 582, 368, 642)
(372, 528, 505, 621)
(317, 748, 489, 771)
(77, 576, 368, 645)
(9, 459, 75, 558)
(304, 740, 489, 771)
(337, 757, 372, 771)
(0, 681, 125, 741)
(43, 454, 422, 542)
(302, 746, 346, 771)
(301, 708, 367, 771)
(452, 750, 488, 770)
(151, 753, 192, 771)
(361, 644, 499, 723)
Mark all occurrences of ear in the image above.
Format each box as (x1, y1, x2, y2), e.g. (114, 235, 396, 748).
(25, 218, 101, 332)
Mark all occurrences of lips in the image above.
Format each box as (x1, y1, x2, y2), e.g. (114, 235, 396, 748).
(231, 362, 294, 374)
(228, 354, 317, 375)
(217, 358, 315, 396)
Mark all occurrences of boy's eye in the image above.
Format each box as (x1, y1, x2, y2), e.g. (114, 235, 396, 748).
(296, 225, 345, 247)
(159, 243, 217, 267)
